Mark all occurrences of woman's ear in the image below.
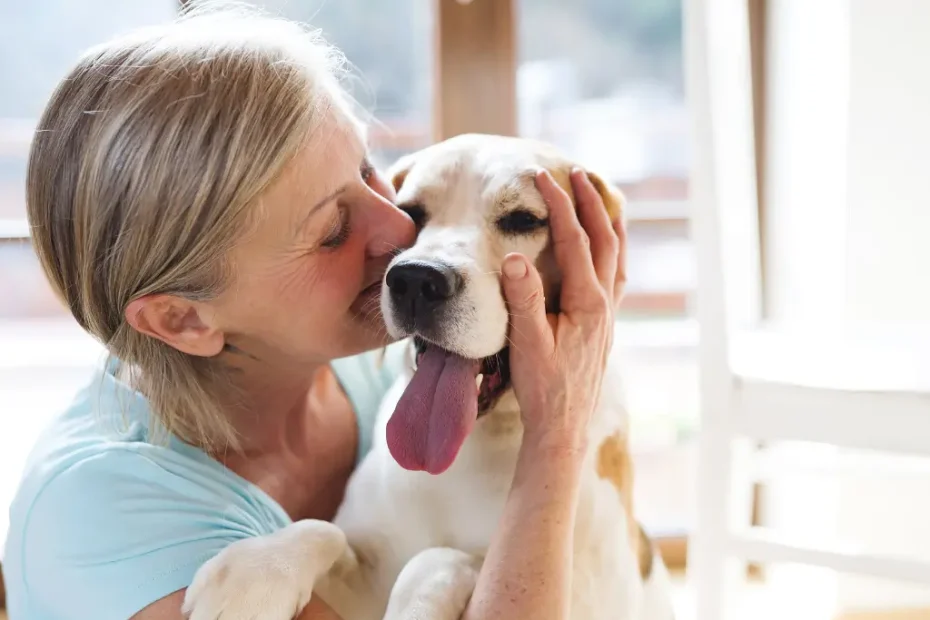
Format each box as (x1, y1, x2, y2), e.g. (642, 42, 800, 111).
(124, 294, 225, 357)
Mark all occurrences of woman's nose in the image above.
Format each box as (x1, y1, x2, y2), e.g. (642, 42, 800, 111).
(365, 192, 416, 258)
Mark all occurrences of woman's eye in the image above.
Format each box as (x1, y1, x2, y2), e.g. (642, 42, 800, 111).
(496, 209, 548, 235)
(400, 204, 428, 231)
(321, 206, 352, 249)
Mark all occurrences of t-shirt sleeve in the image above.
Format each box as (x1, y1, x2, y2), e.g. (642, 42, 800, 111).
(17, 448, 279, 620)
(378, 340, 412, 387)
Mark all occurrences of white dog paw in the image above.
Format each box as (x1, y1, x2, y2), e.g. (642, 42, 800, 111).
(182, 520, 348, 620)
(385, 548, 482, 620)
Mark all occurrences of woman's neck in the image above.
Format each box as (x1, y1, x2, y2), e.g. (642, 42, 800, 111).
(218, 363, 360, 520)
(223, 363, 322, 452)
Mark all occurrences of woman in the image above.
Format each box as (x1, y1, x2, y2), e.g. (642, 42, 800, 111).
(3, 6, 625, 620)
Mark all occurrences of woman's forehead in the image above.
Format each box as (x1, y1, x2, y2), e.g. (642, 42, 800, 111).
(263, 112, 366, 215)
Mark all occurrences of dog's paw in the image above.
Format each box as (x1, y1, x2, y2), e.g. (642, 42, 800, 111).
(182, 520, 348, 620)
(385, 547, 482, 620)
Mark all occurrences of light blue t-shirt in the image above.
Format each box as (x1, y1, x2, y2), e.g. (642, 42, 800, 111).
(2, 345, 407, 620)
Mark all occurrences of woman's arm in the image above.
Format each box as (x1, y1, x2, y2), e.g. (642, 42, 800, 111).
(132, 589, 345, 620)
(462, 440, 586, 620)
(464, 169, 623, 620)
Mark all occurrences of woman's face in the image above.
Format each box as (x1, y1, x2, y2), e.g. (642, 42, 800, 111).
(209, 113, 415, 369)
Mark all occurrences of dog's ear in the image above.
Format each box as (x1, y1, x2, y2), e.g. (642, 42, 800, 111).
(584, 170, 625, 222)
(387, 152, 418, 194)
(536, 167, 625, 314)
(544, 167, 625, 222)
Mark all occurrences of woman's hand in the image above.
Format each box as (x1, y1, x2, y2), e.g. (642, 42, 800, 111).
(501, 168, 625, 455)
(465, 172, 624, 620)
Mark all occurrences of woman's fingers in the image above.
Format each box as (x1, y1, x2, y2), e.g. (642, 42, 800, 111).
(535, 170, 601, 312)
(570, 168, 618, 302)
(500, 253, 555, 359)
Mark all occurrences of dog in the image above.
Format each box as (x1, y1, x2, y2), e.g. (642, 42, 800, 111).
(182, 134, 676, 620)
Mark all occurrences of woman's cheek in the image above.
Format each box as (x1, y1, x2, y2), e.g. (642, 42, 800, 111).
(271, 254, 323, 298)
(316, 252, 365, 302)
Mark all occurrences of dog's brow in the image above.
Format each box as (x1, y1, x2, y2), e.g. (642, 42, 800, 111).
(497, 190, 522, 209)
(496, 177, 545, 215)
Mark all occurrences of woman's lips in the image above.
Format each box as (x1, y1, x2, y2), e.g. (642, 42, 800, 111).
(361, 280, 381, 297)
(350, 280, 383, 317)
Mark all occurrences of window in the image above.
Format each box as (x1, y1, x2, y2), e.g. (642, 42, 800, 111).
(250, 0, 433, 169)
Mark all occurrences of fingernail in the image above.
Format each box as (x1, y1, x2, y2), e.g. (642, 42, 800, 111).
(503, 256, 528, 280)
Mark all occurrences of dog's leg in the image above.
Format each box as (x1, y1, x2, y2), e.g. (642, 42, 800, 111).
(182, 520, 348, 620)
(383, 548, 481, 620)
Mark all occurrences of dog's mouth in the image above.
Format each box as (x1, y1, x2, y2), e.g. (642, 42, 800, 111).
(385, 335, 511, 476)
(413, 336, 511, 414)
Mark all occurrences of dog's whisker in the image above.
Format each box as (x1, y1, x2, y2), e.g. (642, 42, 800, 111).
(502, 334, 526, 359)
(505, 323, 532, 352)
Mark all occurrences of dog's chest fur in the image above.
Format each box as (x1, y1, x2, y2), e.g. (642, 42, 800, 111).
(331, 348, 646, 619)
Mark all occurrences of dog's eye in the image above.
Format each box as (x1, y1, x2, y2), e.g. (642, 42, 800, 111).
(496, 209, 548, 235)
(399, 204, 428, 231)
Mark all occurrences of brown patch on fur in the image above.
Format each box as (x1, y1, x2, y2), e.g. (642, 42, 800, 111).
(597, 431, 653, 579)
(477, 407, 522, 438)
(389, 152, 418, 192)
(637, 523, 655, 579)
(585, 170, 624, 222)
(544, 166, 625, 222)
(391, 166, 411, 193)
(533, 167, 625, 314)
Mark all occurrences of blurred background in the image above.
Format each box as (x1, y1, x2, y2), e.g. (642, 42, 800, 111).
(2, 1, 929, 619)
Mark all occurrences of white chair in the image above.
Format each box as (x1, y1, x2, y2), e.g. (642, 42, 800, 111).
(684, 1, 930, 618)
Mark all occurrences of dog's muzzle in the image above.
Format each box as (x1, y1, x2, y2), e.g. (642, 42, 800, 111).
(385, 259, 462, 333)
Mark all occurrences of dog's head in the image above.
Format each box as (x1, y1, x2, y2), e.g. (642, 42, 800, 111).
(380, 133, 623, 474)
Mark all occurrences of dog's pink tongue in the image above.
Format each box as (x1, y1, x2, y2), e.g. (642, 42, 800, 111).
(387, 345, 480, 475)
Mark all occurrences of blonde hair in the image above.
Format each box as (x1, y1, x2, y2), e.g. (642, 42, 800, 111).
(27, 3, 357, 452)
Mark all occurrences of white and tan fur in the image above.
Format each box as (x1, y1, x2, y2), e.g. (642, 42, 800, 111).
(183, 134, 675, 620)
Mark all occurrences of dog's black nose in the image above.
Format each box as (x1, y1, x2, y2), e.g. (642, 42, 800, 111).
(386, 260, 462, 319)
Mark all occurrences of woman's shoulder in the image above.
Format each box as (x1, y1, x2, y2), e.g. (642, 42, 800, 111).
(8, 366, 290, 539)
(4, 444, 282, 619)
(2, 367, 290, 619)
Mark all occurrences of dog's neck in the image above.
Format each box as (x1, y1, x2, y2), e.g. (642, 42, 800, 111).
(472, 390, 524, 444)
